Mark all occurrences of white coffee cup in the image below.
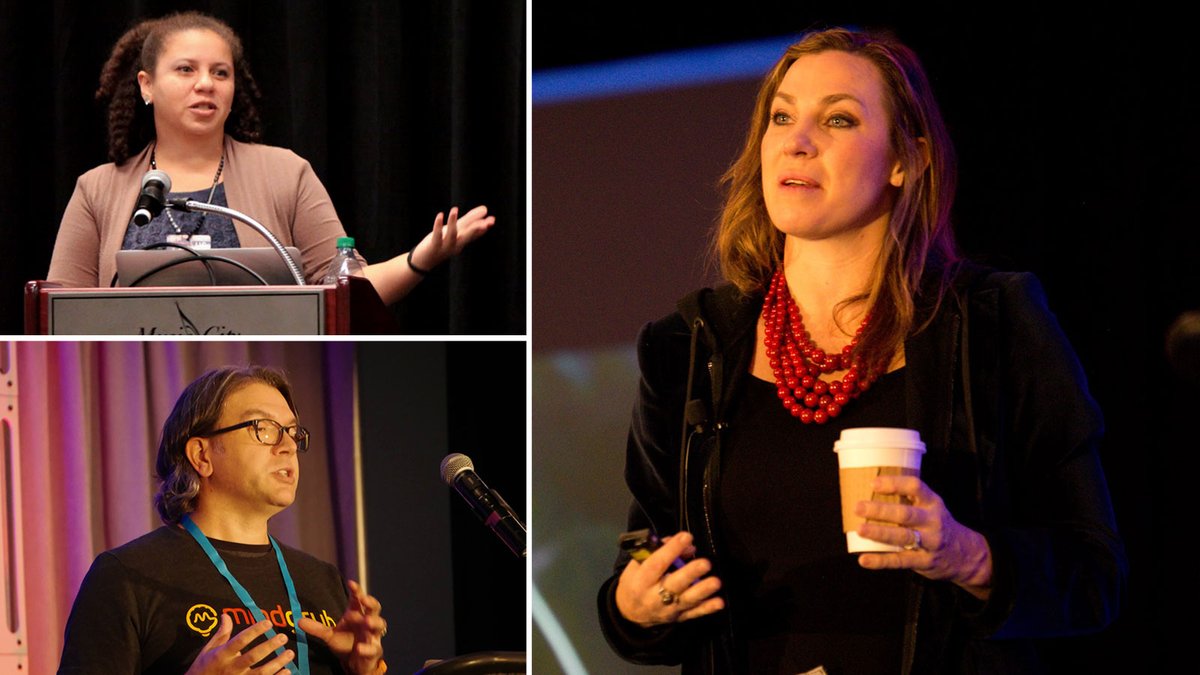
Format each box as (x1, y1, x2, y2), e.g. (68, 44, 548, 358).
(834, 427, 926, 553)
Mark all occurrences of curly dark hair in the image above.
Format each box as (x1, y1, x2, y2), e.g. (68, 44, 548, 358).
(154, 365, 298, 525)
(95, 11, 263, 164)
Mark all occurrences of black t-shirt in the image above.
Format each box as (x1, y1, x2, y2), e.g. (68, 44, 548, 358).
(58, 525, 349, 674)
(718, 368, 908, 674)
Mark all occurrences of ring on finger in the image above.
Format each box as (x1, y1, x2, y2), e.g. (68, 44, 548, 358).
(903, 528, 923, 551)
(657, 584, 677, 606)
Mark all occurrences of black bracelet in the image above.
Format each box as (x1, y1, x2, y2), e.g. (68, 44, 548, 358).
(407, 249, 431, 276)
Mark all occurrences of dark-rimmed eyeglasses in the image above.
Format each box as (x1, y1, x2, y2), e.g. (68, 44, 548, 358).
(207, 419, 310, 453)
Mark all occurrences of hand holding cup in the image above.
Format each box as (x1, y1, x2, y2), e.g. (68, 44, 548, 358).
(855, 475, 994, 599)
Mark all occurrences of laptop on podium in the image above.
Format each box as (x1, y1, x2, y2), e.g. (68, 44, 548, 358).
(114, 247, 304, 287)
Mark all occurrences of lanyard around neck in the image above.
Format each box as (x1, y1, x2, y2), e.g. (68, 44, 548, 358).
(182, 515, 309, 675)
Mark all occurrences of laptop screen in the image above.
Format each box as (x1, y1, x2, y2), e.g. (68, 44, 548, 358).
(114, 247, 305, 287)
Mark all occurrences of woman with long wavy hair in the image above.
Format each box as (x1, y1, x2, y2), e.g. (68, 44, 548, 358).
(48, 11, 492, 300)
(598, 27, 1125, 673)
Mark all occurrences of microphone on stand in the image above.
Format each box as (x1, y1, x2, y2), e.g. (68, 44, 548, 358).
(166, 198, 307, 285)
(440, 453, 526, 558)
(132, 170, 171, 226)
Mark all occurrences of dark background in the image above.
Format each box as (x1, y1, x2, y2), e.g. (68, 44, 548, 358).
(359, 341, 526, 671)
(534, 3, 1198, 672)
(0, 0, 525, 335)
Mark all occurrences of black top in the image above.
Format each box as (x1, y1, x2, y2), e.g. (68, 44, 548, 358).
(121, 183, 240, 250)
(58, 525, 348, 674)
(600, 269, 1123, 672)
(719, 368, 908, 674)
(599, 272, 1126, 674)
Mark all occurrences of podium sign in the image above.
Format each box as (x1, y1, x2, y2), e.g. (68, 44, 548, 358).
(47, 287, 325, 335)
(26, 278, 400, 335)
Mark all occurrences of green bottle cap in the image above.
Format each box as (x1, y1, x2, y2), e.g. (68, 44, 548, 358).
(336, 236, 355, 248)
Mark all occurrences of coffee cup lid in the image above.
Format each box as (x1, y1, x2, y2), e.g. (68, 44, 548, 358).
(834, 427, 925, 453)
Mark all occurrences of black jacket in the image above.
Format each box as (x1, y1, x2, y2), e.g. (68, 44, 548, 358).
(598, 266, 1126, 674)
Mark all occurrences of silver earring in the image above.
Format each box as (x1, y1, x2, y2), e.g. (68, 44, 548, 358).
(144, 98, 151, 105)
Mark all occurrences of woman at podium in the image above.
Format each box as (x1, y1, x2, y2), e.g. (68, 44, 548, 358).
(46, 11, 492, 302)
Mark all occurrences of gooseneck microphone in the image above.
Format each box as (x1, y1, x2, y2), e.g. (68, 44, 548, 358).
(132, 170, 172, 226)
(440, 453, 526, 558)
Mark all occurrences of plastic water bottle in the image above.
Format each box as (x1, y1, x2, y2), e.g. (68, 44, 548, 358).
(322, 236, 365, 284)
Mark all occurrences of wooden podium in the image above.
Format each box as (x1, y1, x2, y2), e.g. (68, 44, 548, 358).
(24, 276, 400, 335)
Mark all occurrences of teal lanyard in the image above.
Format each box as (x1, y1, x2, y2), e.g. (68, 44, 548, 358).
(182, 515, 309, 675)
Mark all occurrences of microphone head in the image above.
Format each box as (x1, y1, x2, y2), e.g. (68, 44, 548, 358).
(142, 169, 172, 192)
(440, 453, 474, 485)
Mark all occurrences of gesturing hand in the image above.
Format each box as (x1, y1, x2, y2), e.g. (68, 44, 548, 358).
(855, 475, 994, 599)
(298, 580, 386, 675)
(411, 205, 496, 270)
(614, 531, 725, 627)
(185, 616, 295, 674)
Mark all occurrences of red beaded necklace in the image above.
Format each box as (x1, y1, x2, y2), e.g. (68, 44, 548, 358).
(761, 268, 882, 424)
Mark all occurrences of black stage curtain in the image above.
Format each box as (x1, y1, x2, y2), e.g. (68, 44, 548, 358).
(0, 0, 525, 335)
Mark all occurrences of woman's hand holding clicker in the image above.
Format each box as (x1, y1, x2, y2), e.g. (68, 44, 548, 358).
(614, 531, 725, 627)
(855, 475, 994, 600)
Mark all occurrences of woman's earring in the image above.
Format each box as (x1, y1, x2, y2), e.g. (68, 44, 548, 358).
(144, 98, 152, 106)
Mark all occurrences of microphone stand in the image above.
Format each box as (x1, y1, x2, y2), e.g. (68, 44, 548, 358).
(167, 199, 307, 286)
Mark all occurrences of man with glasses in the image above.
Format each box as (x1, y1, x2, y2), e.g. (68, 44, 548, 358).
(58, 366, 388, 675)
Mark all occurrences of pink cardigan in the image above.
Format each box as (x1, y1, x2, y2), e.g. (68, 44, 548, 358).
(48, 137, 361, 287)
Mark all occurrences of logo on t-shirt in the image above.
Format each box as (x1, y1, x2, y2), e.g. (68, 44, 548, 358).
(184, 602, 339, 636)
(186, 604, 220, 636)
